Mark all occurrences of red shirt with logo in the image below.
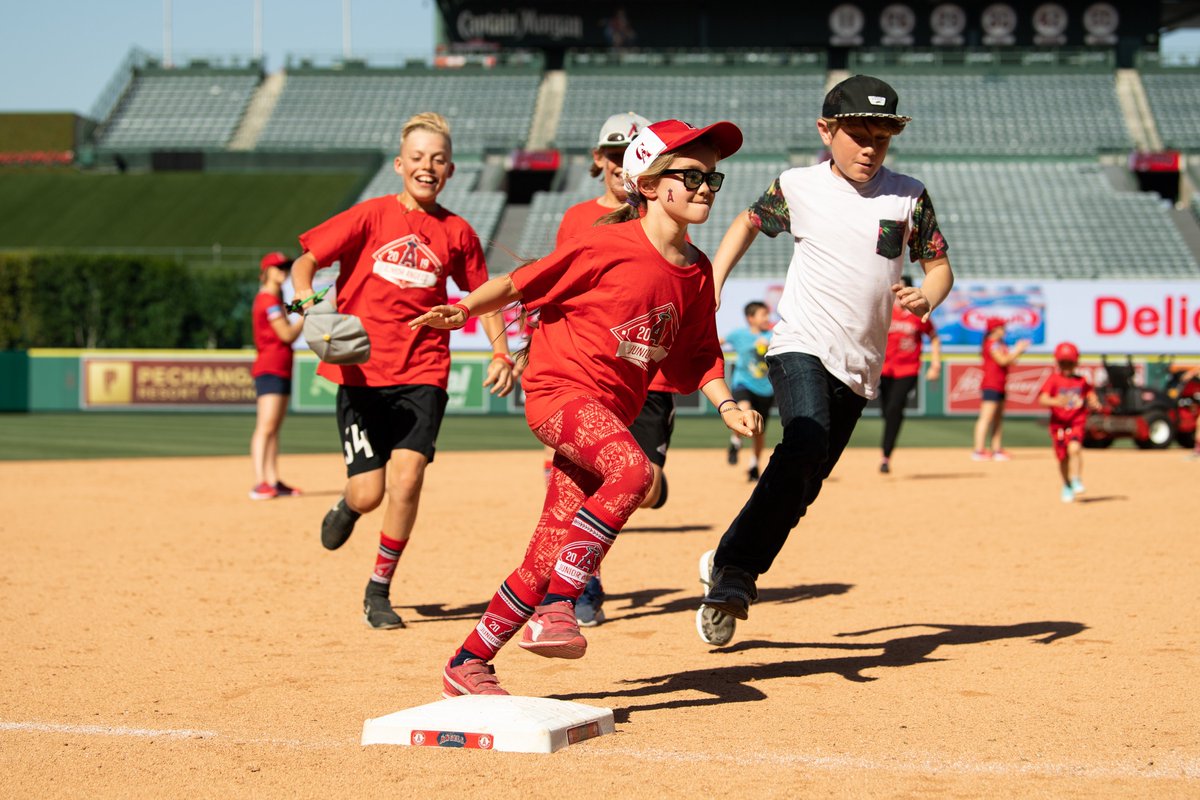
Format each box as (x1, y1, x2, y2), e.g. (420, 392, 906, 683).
(252, 290, 294, 378)
(1042, 372, 1092, 428)
(555, 198, 679, 395)
(512, 219, 726, 428)
(981, 338, 1011, 392)
(298, 196, 490, 388)
(882, 303, 935, 379)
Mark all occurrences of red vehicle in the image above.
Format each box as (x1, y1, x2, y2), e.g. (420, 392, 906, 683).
(1083, 357, 1195, 450)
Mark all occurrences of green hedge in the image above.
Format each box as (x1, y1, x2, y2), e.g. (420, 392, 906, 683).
(0, 253, 258, 349)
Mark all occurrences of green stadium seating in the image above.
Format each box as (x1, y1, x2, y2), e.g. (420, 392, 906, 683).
(890, 160, 1198, 279)
(97, 72, 260, 150)
(554, 73, 827, 154)
(257, 72, 540, 154)
(868, 72, 1131, 156)
(1140, 71, 1200, 150)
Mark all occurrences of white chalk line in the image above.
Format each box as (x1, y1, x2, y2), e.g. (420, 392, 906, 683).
(0, 720, 350, 749)
(4, 719, 1197, 780)
(590, 743, 1200, 781)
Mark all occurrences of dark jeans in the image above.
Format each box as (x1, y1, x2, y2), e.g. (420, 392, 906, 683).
(878, 373, 918, 458)
(715, 352, 867, 577)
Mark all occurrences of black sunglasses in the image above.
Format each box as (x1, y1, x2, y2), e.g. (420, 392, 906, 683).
(660, 168, 725, 192)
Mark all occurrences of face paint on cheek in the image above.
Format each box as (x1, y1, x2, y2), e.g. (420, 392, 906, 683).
(667, 188, 674, 202)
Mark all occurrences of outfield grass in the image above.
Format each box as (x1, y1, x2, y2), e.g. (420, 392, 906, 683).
(0, 412, 1077, 461)
(0, 171, 363, 249)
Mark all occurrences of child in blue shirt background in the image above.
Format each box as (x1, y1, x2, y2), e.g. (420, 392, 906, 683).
(724, 301, 775, 481)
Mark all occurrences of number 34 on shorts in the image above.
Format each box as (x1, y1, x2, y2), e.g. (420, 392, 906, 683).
(343, 423, 375, 465)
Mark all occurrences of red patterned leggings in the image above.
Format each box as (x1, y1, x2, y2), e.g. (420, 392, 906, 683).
(457, 395, 652, 662)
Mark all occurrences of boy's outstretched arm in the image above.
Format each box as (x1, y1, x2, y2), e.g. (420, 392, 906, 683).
(711, 212, 760, 308)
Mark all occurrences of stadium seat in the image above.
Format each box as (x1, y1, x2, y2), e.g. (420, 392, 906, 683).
(97, 70, 260, 150)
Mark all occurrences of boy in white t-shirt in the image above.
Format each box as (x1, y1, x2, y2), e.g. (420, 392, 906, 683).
(696, 75, 955, 644)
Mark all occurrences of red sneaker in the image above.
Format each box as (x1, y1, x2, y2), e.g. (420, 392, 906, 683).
(518, 601, 587, 659)
(248, 482, 276, 500)
(442, 658, 508, 698)
(273, 481, 302, 497)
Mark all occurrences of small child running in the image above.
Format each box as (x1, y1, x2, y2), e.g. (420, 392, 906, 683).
(411, 119, 762, 696)
(1037, 342, 1100, 502)
(973, 318, 1030, 461)
(723, 301, 775, 481)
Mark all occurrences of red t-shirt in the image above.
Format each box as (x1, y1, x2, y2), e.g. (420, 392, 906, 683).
(299, 196, 490, 388)
(1042, 372, 1092, 428)
(512, 220, 726, 428)
(555, 197, 677, 394)
(252, 290, 293, 378)
(882, 303, 935, 379)
(981, 338, 1011, 392)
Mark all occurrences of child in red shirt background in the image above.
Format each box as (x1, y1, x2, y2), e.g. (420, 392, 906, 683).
(973, 317, 1030, 461)
(1038, 342, 1100, 503)
(878, 275, 941, 474)
(289, 112, 515, 630)
(249, 251, 305, 500)
(412, 119, 762, 697)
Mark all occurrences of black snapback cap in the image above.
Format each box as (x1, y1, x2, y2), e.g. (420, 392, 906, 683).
(822, 75, 911, 123)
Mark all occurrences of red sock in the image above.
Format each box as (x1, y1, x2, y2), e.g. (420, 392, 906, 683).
(543, 501, 623, 601)
(369, 533, 407, 587)
(456, 572, 542, 663)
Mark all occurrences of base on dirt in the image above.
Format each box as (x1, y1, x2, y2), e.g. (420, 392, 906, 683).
(361, 695, 615, 753)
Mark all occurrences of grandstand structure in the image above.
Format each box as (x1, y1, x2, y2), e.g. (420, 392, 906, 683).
(25, 35, 1200, 280)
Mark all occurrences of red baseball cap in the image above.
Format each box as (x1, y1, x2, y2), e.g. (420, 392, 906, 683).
(985, 317, 1006, 333)
(1054, 342, 1079, 363)
(622, 119, 743, 184)
(260, 251, 292, 271)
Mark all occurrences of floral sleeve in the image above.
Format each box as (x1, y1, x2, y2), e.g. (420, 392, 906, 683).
(747, 179, 791, 238)
(907, 189, 949, 262)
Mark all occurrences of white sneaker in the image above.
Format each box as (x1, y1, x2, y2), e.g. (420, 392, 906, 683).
(1060, 485, 1075, 503)
(1070, 479, 1085, 495)
(697, 549, 735, 646)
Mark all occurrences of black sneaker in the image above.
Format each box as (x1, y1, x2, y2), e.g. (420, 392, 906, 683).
(702, 564, 758, 621)
(747, 465, 759, 481)
(879, 461, 890, 474)
(321, 498, 360, 551)
(726, 443, 739, 466)
(363, 588, 405, 629)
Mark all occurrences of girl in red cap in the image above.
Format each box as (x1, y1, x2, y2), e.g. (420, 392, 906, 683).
(1038, 342, 1100, 502)
(412, 119, 763, 696)
(249, 252, 304, 500)
(973, 317, 1030, 460)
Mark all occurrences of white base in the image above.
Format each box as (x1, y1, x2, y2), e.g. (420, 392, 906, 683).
(361, 695, 615, 754)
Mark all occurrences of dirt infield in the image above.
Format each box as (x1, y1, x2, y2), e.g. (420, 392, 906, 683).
(2, 446, 1198, 798)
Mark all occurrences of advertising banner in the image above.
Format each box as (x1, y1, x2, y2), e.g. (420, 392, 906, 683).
(720, 278, 1200, 357)
(83, 356, 255, 408)
(943, 360, 1143, 416)
(292, 357, 491, 414)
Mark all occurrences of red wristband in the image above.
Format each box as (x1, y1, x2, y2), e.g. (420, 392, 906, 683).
(451, 302, 470, 320)
(492, 352, 515, 367)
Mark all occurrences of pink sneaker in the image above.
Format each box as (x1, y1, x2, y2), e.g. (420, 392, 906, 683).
(518, 601, 587, 659)
(992, 450, 1011, 462)
(970, 450, 991, 462)
(248, 482, 277, 500)
(442, 658, 508, 698)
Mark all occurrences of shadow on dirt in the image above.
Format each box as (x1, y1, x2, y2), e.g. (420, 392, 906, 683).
(1075, 495, 1127, 504)
(550, 620, 1087, 723)
(621, 524, 714, 534)
(903, 472, 986, 481)
(403, 583, 853, 625)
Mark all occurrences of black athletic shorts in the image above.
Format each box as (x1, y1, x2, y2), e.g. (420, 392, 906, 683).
(335, 384, 448, 477)
(733, 387, 774, 423)
(629, 390, 675, 468)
